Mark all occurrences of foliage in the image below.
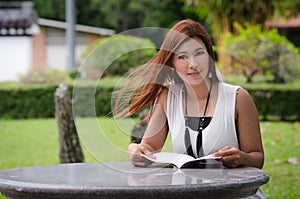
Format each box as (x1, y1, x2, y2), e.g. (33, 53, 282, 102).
(185, 0, 300, 74)
(27, 0, 198, 33)
(0, 84, 114, 119)
(221, 23, 300, 83)
(19, 68, 70, 84)
(187, 0, 300, 36)
(272, 0, 300, 18)
(33, 0, 65, 21)
(0, 81, 300, 120)
(81, 35, 157, 78)
(0, 86, 57, 119)
(187, 0, 276, 40)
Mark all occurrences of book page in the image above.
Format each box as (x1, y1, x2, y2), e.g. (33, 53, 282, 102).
(141, 152, 195, 168)
(141, 152, 222, 168)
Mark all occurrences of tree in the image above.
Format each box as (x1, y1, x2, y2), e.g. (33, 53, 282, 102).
(33, 0, 65, 21)
(185, 0, 300, 73)
(27, 0, 198, 33)
(78, 0, 190, 32)
(186, 0, 276, 70)
(81, 35, 157, 78)
(221, 23, 300, 83)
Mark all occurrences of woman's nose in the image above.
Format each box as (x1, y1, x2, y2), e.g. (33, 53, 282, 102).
(188, 57, 197, 69)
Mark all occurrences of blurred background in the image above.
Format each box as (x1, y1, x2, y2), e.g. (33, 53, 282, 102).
(0, 0, 300, 198)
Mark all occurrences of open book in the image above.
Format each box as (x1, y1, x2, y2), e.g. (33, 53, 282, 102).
(141, 152, 222, 168)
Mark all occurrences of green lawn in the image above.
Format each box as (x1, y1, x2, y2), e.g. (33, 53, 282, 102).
(0, 118, 299, 198)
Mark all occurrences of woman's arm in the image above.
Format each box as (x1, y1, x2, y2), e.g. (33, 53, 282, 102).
(214, 88, 264, 168)
(128, 88, 169, 167)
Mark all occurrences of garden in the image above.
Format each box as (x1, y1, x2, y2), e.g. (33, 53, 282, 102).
(1, 72, 300, 198)
(1, 1, 300, 197)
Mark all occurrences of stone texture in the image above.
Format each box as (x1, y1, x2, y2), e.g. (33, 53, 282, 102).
(0, 162, 269, 199)
(55, 83, 84, 163)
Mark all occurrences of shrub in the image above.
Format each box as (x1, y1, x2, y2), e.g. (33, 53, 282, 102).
(19, 68, 70, 84)
(0, 84, 299, 120)
(0, 86, 57, 119)
(81, 35, 157, 78)
(221, 23, 300, 83)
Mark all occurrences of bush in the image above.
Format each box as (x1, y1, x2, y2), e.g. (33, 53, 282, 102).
(0, 85, 113, 119)
(81, 35, 157, 78)
(248, 87, 300, 121)
(221, 23, 300, 83)
(0, 86, 57, 119)
(0, 84, 299, 120)
(19, 68, 70, 84)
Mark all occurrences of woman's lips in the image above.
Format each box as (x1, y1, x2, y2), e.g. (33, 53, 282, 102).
(187, 71, 200, 78)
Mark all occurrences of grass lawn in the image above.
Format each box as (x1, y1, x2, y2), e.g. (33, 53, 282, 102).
(0, 118, 299, 198)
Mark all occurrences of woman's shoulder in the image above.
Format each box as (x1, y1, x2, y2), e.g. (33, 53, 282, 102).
(155, 84, 183, 108)
(219, 82, 251, 101)
(155, 86, 169, 108)
(220, 82, 240, 92)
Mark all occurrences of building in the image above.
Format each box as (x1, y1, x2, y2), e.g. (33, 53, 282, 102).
(0, 1, 115, 82)
(0, 1, 39, 82)
(266, 14, 300, 47)
(34, 18, 115, 70)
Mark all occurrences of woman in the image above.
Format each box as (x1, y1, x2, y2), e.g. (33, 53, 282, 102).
(113, 20, 265, 197)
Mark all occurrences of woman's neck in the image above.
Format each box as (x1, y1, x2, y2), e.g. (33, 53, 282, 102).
(185, 80, 211, 101)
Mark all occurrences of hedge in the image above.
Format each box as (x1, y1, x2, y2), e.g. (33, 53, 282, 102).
(0, 85, 299, 121)
(0, 85, 114, 119)
(248, 88, 300, 121)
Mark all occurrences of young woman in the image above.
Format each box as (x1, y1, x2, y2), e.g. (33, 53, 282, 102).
(113, 19, 265, 198)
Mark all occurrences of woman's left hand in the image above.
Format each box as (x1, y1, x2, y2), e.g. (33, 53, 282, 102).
(212, 146, 245, 168)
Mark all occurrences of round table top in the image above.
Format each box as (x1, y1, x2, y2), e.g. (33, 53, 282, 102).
(0, 162, 269, 199)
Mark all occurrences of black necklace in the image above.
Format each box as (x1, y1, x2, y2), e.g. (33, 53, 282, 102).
(184, 80, 213, 158)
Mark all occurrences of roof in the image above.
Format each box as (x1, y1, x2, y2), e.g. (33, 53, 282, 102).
(38, 18, 116, 36)
(0, 1, 38, 36)
(266, 15, 300, 28)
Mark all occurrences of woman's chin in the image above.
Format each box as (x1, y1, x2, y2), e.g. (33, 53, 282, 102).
(186, 79, 205, 86)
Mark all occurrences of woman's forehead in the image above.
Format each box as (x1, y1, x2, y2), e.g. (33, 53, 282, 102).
(175, 37, 206, 53)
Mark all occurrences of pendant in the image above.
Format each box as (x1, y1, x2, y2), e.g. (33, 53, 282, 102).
(199, 118, 204, 130)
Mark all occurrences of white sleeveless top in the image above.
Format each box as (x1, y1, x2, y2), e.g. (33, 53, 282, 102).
(166, 82, 266, 199)
(167, 82, 240, 156)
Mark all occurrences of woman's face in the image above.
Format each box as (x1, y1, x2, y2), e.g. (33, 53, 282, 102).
(172, 36, 210, 85)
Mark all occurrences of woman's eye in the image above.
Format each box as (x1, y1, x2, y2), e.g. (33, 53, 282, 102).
(195, 51, 205, 56)
(178, 55, 187, 59)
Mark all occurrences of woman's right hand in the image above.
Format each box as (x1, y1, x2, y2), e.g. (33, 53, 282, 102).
(128, 143, 155, 167)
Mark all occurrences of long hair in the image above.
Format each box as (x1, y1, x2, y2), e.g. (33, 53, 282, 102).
(113, 19, 218, 118)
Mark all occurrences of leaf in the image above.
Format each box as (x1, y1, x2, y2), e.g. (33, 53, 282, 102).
(295, 141, 300, 148)
(273, 159, 281, 164)
(285, 157, 298, 165)
(270, 141, 276, 146)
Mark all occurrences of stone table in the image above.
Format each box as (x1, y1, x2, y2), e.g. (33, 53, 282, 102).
(0, 162, 269, 199)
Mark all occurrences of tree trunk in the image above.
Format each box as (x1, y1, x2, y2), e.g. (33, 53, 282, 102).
(55, 83, 84, 163)
(214, 16, 232, 74)
(131, 109, 149, 144)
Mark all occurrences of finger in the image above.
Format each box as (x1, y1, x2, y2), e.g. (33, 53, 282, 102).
(140, 146, 156, 159)
(219, 146, 231, 151)
(132, 156, 152, 167)
(214, 150, 230, 157)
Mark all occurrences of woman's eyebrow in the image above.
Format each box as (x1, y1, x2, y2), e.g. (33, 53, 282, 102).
(176, 47, 205, 54)
(195, 47, 205, 51)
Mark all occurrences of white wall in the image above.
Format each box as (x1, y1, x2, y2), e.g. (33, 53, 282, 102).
(46, 28, 86, 69)
(0, 37, 32, 82)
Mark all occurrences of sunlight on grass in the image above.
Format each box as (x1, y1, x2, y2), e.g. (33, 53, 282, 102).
(260, 122, 300, 198)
